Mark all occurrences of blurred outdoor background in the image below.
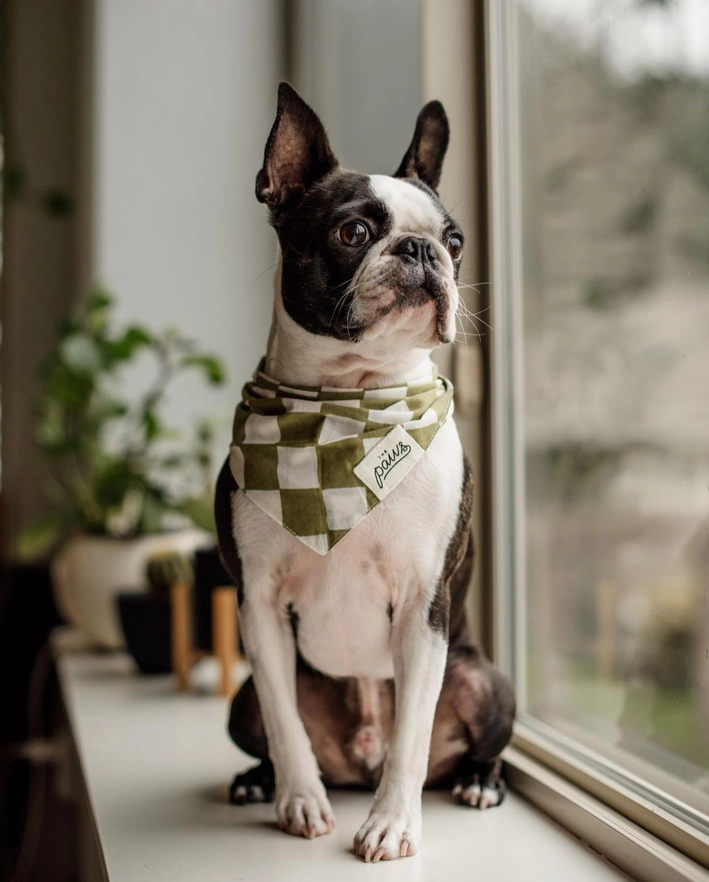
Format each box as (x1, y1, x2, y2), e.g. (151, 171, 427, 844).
(519, 0, 709, 794)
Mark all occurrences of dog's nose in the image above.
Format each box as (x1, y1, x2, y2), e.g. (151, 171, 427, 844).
(393, 236, 437, 265)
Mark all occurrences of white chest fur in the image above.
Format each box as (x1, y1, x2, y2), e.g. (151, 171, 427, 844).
(232, 419, 464, 680)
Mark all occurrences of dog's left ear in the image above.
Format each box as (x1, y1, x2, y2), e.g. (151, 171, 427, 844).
(256, 82, 338, 218)
(394, 101, 449, 193)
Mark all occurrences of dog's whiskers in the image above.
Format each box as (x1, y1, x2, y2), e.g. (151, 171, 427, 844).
(457, 301, 494, 333)
(456, 309, 482, 343)
(329, 290, 353, 329)
(328, 276, 376, 331)
(255, 260, 281, 282)
(455, 312, 472, 351)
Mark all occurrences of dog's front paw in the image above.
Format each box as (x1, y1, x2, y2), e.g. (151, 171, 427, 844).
(276, 780, 336, 839)
(353, 803, 421, 862)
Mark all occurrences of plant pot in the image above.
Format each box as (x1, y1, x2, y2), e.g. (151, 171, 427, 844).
(117, 593, 172, 674)
(192, 546, 235, 652)
(51, 529, 212, 649)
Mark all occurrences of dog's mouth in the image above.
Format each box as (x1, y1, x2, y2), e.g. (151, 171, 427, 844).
(421, 272, 454, 343)
(357, 268, 455, 344)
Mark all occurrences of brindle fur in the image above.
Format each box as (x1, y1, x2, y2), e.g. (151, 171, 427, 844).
(428, 456, 474, 637)
(217, 453, 515, 804)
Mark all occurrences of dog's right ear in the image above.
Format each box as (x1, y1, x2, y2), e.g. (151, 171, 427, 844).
(256, 83, 338, 218)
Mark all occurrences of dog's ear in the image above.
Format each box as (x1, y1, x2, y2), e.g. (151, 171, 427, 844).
(256, 83, 338, 218)
(394, 101, 449, 193)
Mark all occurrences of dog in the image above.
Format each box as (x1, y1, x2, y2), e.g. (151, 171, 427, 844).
(215, 82, 515, 862)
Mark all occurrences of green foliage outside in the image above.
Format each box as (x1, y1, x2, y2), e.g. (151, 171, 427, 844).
(566, 666, 709, 772)
(17, 288, 226, 560)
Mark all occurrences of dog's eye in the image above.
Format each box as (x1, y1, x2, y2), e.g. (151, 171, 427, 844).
(339, 221, 370, 247)
(447, 235, 463, 260)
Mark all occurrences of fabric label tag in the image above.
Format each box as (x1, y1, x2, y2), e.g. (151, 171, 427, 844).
(353, 425, 424, 501)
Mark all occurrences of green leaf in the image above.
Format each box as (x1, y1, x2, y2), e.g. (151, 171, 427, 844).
(90, 398, 129, 423)
(105, 326, 153, 362)
(37, 434, 81, 457)
(15, 517, 66, 561)
(57, 316, 79, 337)
(196, 418, 216, 443)
(36, 400, 66, 447)
(45, 362, 94, 408)
(83, 287, 113, 334)
(143, 408, 161, 441)
(181, 354, 226, 384)
(92, 459, 140, 509)
(87, 287, 113, 312)
(179, 496, 216, 534)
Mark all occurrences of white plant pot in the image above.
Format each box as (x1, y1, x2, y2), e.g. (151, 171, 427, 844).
(51, 529, 213, 649)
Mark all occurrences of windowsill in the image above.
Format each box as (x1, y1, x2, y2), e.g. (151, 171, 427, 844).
(55, 635, 631, 882)
(508, 719, 709, 879)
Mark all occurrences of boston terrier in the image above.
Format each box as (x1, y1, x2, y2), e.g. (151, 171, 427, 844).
(215, 83, 515, 862)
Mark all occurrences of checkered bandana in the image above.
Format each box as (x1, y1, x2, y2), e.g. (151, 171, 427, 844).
(229, 360, 454, 554)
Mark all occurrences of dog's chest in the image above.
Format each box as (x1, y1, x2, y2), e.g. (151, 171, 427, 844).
(279, 550, 395, 679)
(233, 420, 464, 680)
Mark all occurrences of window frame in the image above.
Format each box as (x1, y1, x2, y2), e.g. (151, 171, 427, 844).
(484, 2, 709, 878)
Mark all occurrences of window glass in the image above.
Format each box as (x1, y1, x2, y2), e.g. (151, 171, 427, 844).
(518, 0, 709, 806)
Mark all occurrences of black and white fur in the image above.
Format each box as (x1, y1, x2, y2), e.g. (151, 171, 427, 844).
(215, 83, 515, 862)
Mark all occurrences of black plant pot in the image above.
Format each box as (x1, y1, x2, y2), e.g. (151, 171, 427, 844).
(192, 546, 235, 652)
(117, 592, 172, 674)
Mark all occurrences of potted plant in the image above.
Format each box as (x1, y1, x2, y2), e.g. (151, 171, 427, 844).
(18, 287, 226, 648)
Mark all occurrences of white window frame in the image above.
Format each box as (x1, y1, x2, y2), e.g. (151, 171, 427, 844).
(485, 3, 709, 880)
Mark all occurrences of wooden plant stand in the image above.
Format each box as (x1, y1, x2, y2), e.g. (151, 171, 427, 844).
(170, 582, 241, 697)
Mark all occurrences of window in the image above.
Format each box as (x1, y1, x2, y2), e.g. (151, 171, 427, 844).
(488, 0, 709, 868)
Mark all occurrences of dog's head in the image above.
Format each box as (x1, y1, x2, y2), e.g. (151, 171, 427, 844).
(256, 83, 463, 351)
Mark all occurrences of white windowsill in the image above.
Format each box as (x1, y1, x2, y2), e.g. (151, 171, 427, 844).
(56, 645, 631, 882)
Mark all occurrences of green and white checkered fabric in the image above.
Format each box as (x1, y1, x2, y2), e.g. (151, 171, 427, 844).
(229, 359, 454, 555)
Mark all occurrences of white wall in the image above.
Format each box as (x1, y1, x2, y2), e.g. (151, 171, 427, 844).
(93, 0, 284, 461)
(291, 0, 422, 174)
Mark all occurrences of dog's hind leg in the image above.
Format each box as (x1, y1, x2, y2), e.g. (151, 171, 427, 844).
(216, 463, 275, 805)
(229, 760, 275, 805)
(451, 754, 505, 809)
(423, 456, 515, 809)
(427, 644, 515, 809)
(227, 676, 276, 804)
